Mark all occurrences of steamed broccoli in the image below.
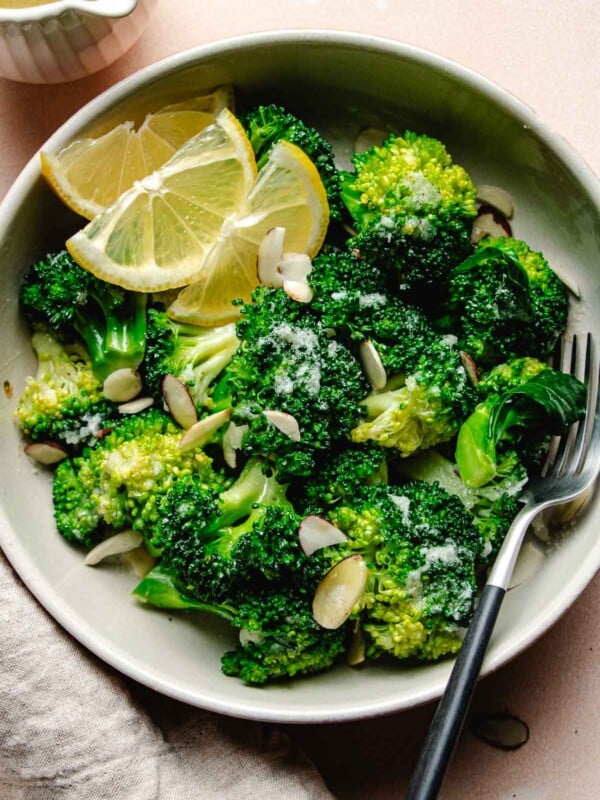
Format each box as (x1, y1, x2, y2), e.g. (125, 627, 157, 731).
(52, 408, 221, 550)
(294, 441, 388, 516)
(456, 361, 587, 488)
(20, 250, 147, 381)
(136, 458, 348, 685)
(240, 103, 343, 221)
(222, 287, 369, 478)
(142, 307, 239, 408)
(15, 328, 118, 450)
(341, 131, 477, 300)
(435, 237, 570, 364)
(155, 458, 305, 601)
(397, 449, 527, 559)
(316, 482, 483, 661)
(351, 336, 475, 456)
(221, 588, 347, 684)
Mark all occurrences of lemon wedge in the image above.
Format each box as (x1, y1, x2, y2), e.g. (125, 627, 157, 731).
(66, 108, 258, 292)
(167, 139, 330, 325)
(41, 86, 233, 220)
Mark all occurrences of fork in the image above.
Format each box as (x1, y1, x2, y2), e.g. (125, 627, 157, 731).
(406, 332, 600, 800)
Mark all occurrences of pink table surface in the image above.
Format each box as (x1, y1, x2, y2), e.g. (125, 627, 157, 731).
(1, 2, 598, 798)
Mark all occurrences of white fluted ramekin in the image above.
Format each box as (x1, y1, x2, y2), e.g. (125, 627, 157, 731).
(0, 0, 157, 83)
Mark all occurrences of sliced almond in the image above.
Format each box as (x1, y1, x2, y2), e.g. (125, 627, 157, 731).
(118, 397, 154, 415)
(460, 351, 480, 387)
(222, 421, 249, 468)
(360, 340, 387, 390)
(103, 368, 142, 403)
(472, 714, 529, 750)
(347, 619, 367, 666)
(263, 409, 301, 441)
(471, 208, 512, 244)
(282, 279, 314, 303)
(354, 127, 388, 154)
(24, 441, 68, 465)
(257, 227, 285, 286)
(239, 628, 263, 647)
(298, 515, 348, 556)
(119, 545, 155, 579)
(162, 374, 198, 429)
(476, 185, 514, 219)
(178, 408, 231, 452)
(278, 252, 313, 281)
(84, 529, 143, 566)
(312, 555, 368, 629)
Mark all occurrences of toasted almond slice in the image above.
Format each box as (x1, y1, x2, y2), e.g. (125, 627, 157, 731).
(360, 340, 387, 390)
(178, 408, 231, 452)
(298, 515, 348, 556)
(473, 714, 529, 750)
(118, 397, 154, 414)
(471, 208, 512, 244)
(24, 441, 68, 465)
(120, 546, 155, 579)
(460, 351, 480, 387)
(354, 127, 388, 153)
(263, 409, 301, 441)
(312, 555, 368, 629)
(84, 529, 143, 566)
(103, 368, 142, 403)
(257, 227, 286, 286)
(239, 628, 264, 647)
(476, 185, 514, 218)
(283, 279, 314, 303)
(162, 374, 198, 429)
(347, 619, 367, 666)
(222, 421, 249, 468)
(278, 252, 313, 281)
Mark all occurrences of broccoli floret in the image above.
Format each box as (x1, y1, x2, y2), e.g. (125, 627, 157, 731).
(157, 459, 308, 601)
(20, 250, 147, 381)
(52, 458, 102, 548)
(221, 588, 347, 684)
(397, 449, 527, 560)
(16, 328, 118, 450)
(52, 408, 221, 550)
(351, 337, 475, 456)
(437, 237, 569, 364)
(456, 363, 586, 488)
(318, 482, 483, 661)
(142, 307, 239, 408)
(294, 441, 388, 516)
(341, 131, 477, 300)
(240, 103, 343, 221)
(223, 287, 368, 478)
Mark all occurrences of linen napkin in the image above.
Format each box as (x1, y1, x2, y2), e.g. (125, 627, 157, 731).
(0, 552, 333, 800)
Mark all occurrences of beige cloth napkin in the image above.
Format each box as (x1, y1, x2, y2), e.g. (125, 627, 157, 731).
(0, 552, 333, 800)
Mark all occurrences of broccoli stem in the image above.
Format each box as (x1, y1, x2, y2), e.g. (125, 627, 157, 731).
(133, 565, 236, 620)
(75, 291, 147, 381)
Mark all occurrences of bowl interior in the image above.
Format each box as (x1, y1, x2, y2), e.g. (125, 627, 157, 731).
(1, 32, 599, 723)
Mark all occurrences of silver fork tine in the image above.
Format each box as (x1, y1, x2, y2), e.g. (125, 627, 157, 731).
(572, 332, 595, 472)
(550, 334, 580, 476)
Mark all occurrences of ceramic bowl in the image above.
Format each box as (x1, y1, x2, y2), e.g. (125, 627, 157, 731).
(0, 31, 598, 723)
(0, 0, 157, 83)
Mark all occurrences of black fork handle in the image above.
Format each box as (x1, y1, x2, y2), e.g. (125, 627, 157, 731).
(405, 584, 506, 800)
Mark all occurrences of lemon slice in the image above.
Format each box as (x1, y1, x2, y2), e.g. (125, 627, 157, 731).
(66, 108, 257, 291)
(167, 139, 330, 325)
(41, 86, 233, 220)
